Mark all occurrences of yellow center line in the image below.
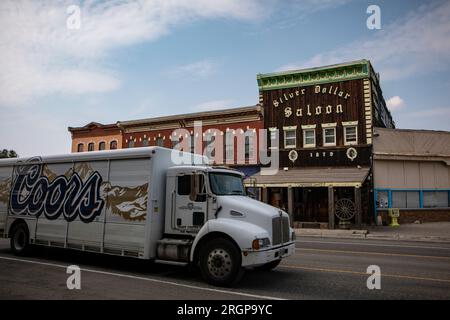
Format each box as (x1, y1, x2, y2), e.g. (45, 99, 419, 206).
(295, 247, 450, 260)
(280, 264, 450, 284)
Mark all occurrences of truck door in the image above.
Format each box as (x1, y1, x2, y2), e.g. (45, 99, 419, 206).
(174, 173, 207, 231)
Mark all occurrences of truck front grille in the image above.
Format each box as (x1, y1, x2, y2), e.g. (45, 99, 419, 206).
(272, 216, 290, 245)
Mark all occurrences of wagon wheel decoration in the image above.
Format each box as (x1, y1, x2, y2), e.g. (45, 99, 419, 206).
(335, 198, 356, 221)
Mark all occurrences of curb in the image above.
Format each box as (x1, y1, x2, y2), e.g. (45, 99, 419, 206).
(295, 229, 450, 244)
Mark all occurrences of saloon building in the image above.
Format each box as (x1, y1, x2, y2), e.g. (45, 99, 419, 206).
(244, 60, 394, 229)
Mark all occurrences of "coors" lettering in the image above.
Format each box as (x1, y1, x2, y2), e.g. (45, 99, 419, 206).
(9, 158, 104, 223)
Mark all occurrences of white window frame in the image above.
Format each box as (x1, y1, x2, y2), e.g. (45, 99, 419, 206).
(283, 126, 297, 149)
(343, 121, 358, 146)
(322, 123, 337, 147)
(301, 124, 316, 148)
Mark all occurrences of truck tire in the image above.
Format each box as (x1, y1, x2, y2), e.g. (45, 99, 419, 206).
(10, 222, 31, 256)
(255, 259, 281, 271)
(199, 238, 243, 287)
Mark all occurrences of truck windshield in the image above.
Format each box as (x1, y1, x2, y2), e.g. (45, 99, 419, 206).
(209, 172, 245, 196)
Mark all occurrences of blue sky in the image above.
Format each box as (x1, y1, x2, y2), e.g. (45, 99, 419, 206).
(1, 0, 450, 156)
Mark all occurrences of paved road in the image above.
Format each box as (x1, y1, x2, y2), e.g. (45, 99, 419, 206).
(0, 237, 449, 300)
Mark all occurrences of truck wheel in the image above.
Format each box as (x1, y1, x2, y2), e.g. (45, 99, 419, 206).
(199, 238, 243, 287)
(255, 259, 281, 271)
(10, 223, 30, 256)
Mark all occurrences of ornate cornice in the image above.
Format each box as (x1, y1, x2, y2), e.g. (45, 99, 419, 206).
(257, 60, 371, 91)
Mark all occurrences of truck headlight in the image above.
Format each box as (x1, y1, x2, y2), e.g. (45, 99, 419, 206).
(252, 238, 271, 250)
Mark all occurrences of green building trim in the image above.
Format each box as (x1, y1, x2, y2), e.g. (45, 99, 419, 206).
(257, 59, 372, 91)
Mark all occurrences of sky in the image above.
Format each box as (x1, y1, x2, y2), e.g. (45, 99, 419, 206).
(1, 0, 450, 157)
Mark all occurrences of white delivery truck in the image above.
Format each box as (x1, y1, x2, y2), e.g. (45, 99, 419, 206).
(0, 147, 295, 286)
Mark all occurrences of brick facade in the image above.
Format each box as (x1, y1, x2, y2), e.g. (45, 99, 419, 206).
(68, 122, 122, 153)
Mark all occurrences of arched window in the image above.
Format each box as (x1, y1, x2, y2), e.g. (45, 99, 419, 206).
(110, 141, 117, 150)
(142, 139, 149, 147)
(128, 140, 135, 148)
(99, 141, 106, 151)
(77, 143, 84, 152)
(88, 143, 94, 152)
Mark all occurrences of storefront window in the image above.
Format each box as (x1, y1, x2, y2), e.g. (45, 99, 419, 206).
(406, 191, 420, 208)
(376, 191, 389, 208)
(424, 191, 449, 208)
(392, 191, 406, 208)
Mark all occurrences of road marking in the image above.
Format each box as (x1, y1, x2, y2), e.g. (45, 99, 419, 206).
(294, 247, 450, 260)
(281, 264, 450, 284)
(0, 255, 285, 300)
(296, 239, 450, 251)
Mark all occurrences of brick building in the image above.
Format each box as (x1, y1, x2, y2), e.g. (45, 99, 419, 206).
(68, 106, 264, 173)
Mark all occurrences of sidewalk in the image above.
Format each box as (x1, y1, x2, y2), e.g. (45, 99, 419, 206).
(295, 222, 450, 243)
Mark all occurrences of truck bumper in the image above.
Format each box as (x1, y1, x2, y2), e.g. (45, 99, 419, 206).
(241, 242, 295, 267)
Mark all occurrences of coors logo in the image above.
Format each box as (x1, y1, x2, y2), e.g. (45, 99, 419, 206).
(9, 157, 104, 223)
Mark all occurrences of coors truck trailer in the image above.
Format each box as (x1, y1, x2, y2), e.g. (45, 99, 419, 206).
(0, 147, 295, 286)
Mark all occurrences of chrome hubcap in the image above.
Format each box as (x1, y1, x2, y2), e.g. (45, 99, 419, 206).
(207, 248, 232, 279)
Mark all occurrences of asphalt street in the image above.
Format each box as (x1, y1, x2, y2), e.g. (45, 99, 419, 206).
(0, 237, 449, 300)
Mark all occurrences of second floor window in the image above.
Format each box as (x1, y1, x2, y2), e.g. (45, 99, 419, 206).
(110, 141, 117, 150)
(142, 139, 149, 147)
(99, 142, 106, 151)
(77, 143, 84, 152)
(283, 128, 296, 149)
(323, 128, 336, 146)
(88, 143, 94, 152)
(156, 137, 164, 147)
(344, 126, 358, 145)
(303, 129, 316, 148)
(225, 133, 234, 162)
(128, 139, 135, 148)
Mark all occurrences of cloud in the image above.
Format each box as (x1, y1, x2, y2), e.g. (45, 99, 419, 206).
(0, 0, 267, 107)
(193, 99, 235, 111)
(386, 96, 405, 111)
(166, 60, 218, 80)
(277, 1, 450, 81)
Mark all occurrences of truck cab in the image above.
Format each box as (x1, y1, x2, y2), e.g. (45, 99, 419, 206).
(159, 165, 296, 286)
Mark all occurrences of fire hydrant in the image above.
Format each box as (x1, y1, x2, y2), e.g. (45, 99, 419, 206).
(388, 208, 400, 227)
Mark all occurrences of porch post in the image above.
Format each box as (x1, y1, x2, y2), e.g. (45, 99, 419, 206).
(328, 186, 335, 229)
(355, 186, 362, 229)
(288, 187, 294, 227)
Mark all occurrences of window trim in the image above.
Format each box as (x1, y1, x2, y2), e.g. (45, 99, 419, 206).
(110, 140, 118, 150)
(98, 141, 106, 151)
(343, 125, 358, 146)
(321, 123, 337, 147)
(87, 142, 95, 152)
(302, 127, 316, 148)
(283, 126, 297, 149)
